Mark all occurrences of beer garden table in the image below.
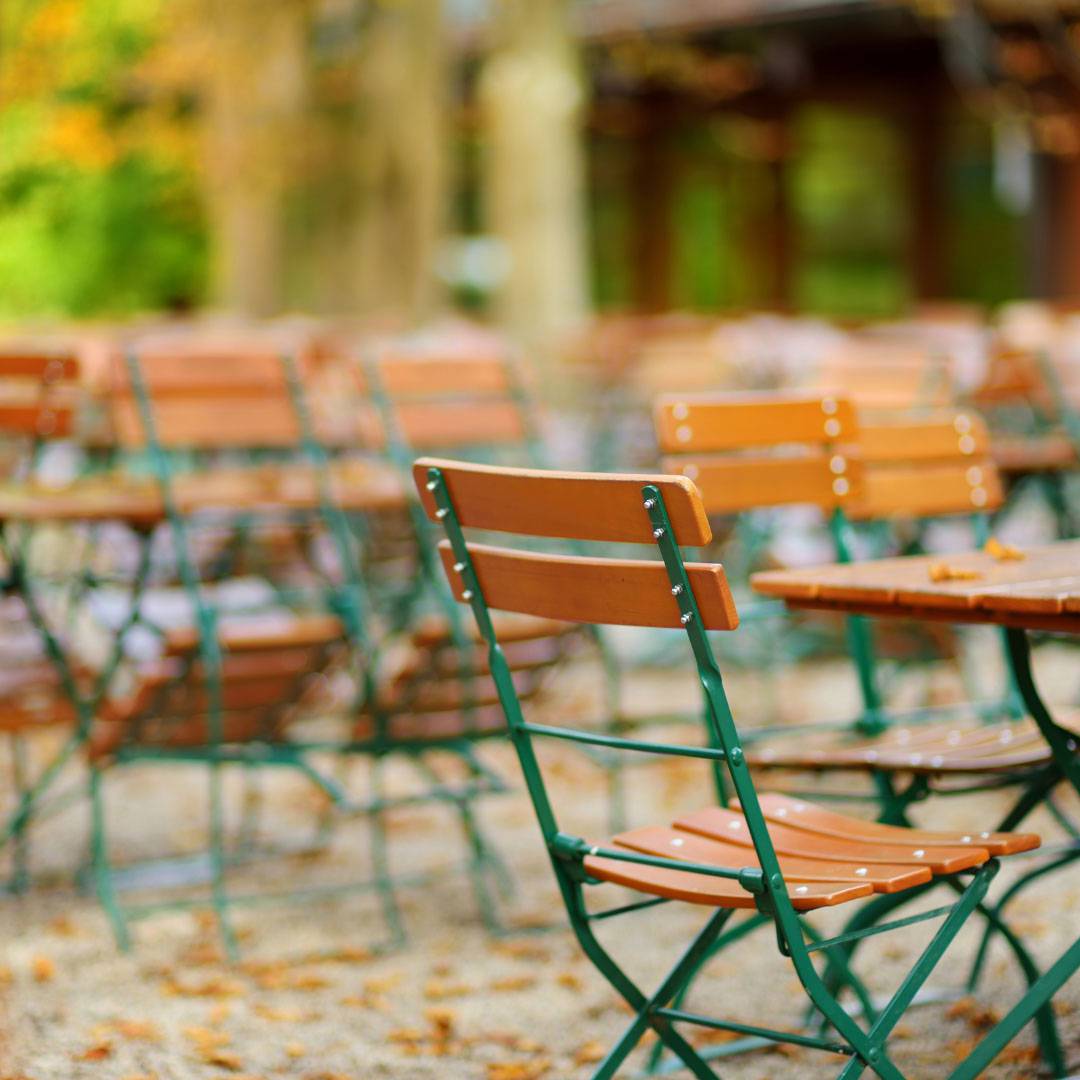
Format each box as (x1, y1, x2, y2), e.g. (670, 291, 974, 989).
(752, 540, 1080, 1076)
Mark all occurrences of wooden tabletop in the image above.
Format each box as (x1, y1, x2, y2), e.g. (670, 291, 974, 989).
(751, 540, 1080, 635)
(0, 460, 405, 526)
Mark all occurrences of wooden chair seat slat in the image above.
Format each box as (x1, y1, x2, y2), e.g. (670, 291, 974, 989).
(611, 824, 931, 893)
(675, 804, 991, 874)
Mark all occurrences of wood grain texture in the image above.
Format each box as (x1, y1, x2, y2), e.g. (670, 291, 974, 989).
(414, 457, 712, 546)
(375, 354, 513, 397)
(438, 541, 739, 631)
(662, 452, 859, 513)
(751, 540, 1080, 633)
(654, 393, 857, 453)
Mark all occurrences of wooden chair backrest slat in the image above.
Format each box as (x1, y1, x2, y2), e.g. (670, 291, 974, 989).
(847, 462, 1003, 521)
(850, 414, 991, 464)
(0, 350, 81, 439)
(373, 355, 513, 397)
(438, 541, 738, 631)
(655, 394, 857, 454)
(414, 457, 712, 545)
(111, 349, 302, 449)
(662, 453, 859, 514)
(395, 400, 527, 449)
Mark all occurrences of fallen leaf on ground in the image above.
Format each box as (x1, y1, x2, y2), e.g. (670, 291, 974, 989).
(30, 956, 55, 983)
(487, 1062, 550, 1080)
(74, 1040, 113, 1061)
(573, 1041, 606, 1064)
(490, 975, 537, 992)
(198, 1048, 245, 1070)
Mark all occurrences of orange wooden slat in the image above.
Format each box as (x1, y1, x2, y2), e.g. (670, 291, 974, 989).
(655, 393, 857, 454)
(662, 452, 860, 513)
(394, 400, 527, 448)
(414, 457, 712, 546)
(438, 541, 739, 631)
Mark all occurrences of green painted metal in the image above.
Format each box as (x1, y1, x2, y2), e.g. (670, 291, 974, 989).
(426, 460, 1059, 1079)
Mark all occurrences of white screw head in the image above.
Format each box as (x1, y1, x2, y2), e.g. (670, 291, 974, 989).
(673, 402, 689, 420)
(795, 885, 809, 895)
(643, 498, 656, 509)
(671, 585, 683, 596)
(670, 837, 684, 847)
(824, 418, 841, 437)
(970, 487, 988, 507)
(913, 849, 926, 858)
(830, 455, 847, 475)
(462, 590, 473, 601)
(436, 508, 448, 518)
(453, 562, 465, 573)
(680, 612, 693, 625)
(959, 434, 976, 454)
(822, 398, 838, 415)
(426, 480, 437, 491)
(676, 425, 692, 443)
(855, 867, 868, 876)
(653, 527, 665, 539)
(833, 477, 850, 496)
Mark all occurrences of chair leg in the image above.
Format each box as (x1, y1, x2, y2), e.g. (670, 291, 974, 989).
(967, 845, 1080, 993)
(822, 863, 998, 1080)
(206, 760, 239, 960)
(7, 734, 31, 893)
(368, 757, 406, 948)
(558, 874, 733, 1080)
(412, 752, 512, 928)
(88, 766, 131, 952)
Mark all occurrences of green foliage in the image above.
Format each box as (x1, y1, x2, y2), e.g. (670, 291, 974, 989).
(0, 0, 207, 317)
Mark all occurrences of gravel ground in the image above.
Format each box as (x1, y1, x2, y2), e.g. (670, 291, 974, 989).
(2, 644, 1079, 1080)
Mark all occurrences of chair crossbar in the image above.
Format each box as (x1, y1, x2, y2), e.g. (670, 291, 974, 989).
(582, 843, 762, 887)
(655, 1007, 852, 1056)
(521, 720, 727, 761)
(586, 895, 671, 921)
(804, 903, 956, 954)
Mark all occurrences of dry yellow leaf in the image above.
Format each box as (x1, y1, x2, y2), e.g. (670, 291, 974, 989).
(984, 537, 1025, 561)
(108, 1018, 161, 1042)
(30, 955, 55, 983)
(574, 1040, 606, 1064)
(486, 1061, 551, 1080)
(182, 1024, 230, 1050)
(555, 972, 583, 991)
(928, 562, 982, 583)
(423, 979, 473, 999)
(74, 1039, 114, 1061)
(283, 1041, 306, 1059)
(199, 1048, 245, 1071)
(490, 975, 537, 992)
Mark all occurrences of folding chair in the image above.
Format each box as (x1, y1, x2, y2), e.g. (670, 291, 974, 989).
(414, 454, 1054, 1079)
(655, 394, 1020, 751)
(810, 337, 955, 417)
(0, 345, 97, 891)
(360, 342, 628, 826)
(87, 341, 517, 954)
(970, 343, 1080, 537)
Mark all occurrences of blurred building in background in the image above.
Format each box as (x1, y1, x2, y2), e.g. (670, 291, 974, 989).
(5, 0, 1080, 349)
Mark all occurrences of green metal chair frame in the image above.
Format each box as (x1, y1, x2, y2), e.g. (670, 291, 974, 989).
(416, 454, 1060, 1079)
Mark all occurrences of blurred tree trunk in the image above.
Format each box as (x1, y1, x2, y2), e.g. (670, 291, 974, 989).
(201, 0, 307, 315)
(350, 0, 447, 323)
(479, 0, 589, 358)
